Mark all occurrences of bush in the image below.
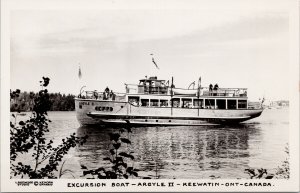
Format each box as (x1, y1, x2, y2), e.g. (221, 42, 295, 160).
(10, 77, 87, 179)
(81, 126, 139, 179)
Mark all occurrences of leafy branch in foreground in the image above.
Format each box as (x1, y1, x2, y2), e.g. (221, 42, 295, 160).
(245, 144, 289, 179)
(10, 77, 87, 179)
(81, 126, 139, 179)
(275, 145, 289, 179)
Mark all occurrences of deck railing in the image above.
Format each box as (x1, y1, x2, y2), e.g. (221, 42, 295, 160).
(202, 88, 247, 97)
(125, 84, 247, 97)
(126, 84, 169, 95)
(78, 91, 127, 101)
(77, 86, 247, 100)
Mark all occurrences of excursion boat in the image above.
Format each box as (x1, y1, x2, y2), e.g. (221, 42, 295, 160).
(75, 76, 263, 126)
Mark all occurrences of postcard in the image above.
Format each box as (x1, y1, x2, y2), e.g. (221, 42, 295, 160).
(1, 0, 299, 192)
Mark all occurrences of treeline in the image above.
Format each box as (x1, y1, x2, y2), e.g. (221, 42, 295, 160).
(10, 91, 75, 112)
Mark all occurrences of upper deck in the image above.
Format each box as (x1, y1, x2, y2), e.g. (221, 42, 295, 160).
(77, 76, 248, 102)
(125, 76, 247, 98)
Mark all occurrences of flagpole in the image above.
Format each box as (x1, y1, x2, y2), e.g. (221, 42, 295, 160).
(78, 63, 83, 97)
(198, 77, 201, 116)
(171, 76, 173, 116)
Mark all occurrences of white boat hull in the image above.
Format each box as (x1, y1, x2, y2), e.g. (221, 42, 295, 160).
(75, 98, 263, 126)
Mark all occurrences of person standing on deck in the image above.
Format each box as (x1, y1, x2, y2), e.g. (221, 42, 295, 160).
(109, 90, 114, 99)
(93, 90, 98, 99)
(209, 84, 213, 95)
(214, 84, 219, 90)
(213, 84, 219, 96)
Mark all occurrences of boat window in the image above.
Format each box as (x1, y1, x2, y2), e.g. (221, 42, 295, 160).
(128, 96, 140, 106)
(205, 99, 215, 109)
(193, 99, 203, 108)
(144, 83, 150, 94)
(171, 98, 180, 107)
(141, 99, 149, 107)
(159, 86, 167, 94)
(150, 99, 159, 107)
(160, 100, 168, 107)
(227, 100, 237, 109)
(138, 85, 145, 94)
(238, 100, 247, 109)
(182, 98, 192, 108)
(149, 86, 158, 94)
(216, 99, 226, 109)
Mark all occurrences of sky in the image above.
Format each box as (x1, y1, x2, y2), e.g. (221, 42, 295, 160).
(10, 5, 290, 101)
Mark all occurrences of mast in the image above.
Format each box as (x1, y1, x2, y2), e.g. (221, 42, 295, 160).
(171, 76, 174, 116)
(198, 77, 201, 116)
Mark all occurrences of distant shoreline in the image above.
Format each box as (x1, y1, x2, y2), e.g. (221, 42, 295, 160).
(10, 91, 76, 112)
(10, 110, 76, 113)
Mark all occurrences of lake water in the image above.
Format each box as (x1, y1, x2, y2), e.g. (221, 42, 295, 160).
(14, 108, 289, 179)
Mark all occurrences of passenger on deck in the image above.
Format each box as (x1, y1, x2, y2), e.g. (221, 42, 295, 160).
(213, 84, 219, 96)
(109, 90, 114, 100)
(103, 87, 110, 100)
(209, 84, 213, 96)
(213, 84, 219, 90)
(103, 91, 107, 100)
(109, 90, 113, 98)
(93, 91, 98, 99)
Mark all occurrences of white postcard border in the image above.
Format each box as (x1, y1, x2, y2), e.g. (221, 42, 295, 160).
(1, 0, 299, 192)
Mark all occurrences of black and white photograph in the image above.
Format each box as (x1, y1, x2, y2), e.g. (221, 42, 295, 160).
(1, 0, 299, 192)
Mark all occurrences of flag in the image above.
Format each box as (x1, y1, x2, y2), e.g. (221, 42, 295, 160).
(152, 57, 159, 69)
(150, 54, 159, 69)
(261, 97, 265, 104)
(78, 66, 82, 79)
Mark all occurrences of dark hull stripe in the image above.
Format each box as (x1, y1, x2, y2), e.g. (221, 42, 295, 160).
(86, 112, 261, 122)
(99, 120, 220, 126)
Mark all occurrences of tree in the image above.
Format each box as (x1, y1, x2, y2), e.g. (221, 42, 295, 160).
(10, 77, 87, 179)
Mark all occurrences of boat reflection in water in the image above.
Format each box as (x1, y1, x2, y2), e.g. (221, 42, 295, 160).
(75, 124, 261, 179)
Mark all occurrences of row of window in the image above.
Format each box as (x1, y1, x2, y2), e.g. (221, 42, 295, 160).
(128, 97, 247, 109)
